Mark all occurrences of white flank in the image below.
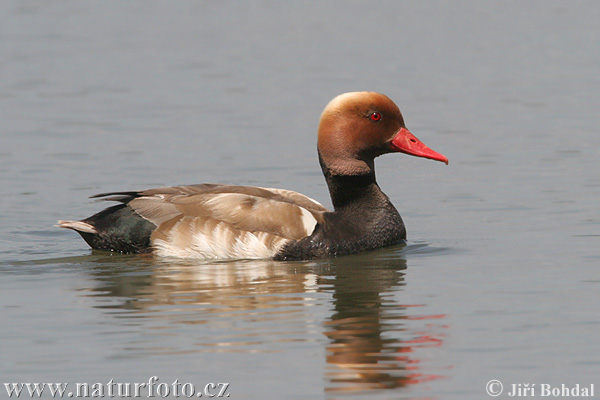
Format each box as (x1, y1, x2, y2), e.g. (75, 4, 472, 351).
(152, 219, 289, 260)
(299, 207, 318, 236)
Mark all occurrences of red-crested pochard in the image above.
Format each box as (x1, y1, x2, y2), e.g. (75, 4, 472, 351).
(58, 92, 447, 260)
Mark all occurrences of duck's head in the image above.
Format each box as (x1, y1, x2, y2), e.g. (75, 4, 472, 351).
(317, 92, 448, 176)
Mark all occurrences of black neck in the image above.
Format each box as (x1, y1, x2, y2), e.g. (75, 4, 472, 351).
(319, 152, 387, 211)
(326, 172, 380, 210)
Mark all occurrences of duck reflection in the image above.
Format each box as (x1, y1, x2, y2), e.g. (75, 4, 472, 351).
(318, 250, 444, 393)
(86, 255, 319, 318)
(81, 245, 445, 393)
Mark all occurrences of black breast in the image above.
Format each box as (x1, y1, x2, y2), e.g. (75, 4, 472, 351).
(274, 176, 406, 260)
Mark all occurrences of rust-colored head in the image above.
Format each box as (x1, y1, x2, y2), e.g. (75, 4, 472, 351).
(317, 92, 447, 175)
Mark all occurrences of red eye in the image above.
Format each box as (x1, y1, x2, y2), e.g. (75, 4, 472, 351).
(370, 112, 382, 122)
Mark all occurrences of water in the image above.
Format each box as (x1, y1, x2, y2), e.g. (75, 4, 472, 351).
(1, 1, 599, 399)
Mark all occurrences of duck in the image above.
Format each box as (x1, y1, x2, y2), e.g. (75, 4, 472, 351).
(58, 92, 448, 261)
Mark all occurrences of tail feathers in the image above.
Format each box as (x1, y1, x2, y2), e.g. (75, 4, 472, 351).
(56, 220, 98, 234)
(90, 191, 142, 203)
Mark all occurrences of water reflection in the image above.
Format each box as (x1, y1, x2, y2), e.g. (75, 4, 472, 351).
(80, 246, 446, 394)
(318, 250, 445, 394)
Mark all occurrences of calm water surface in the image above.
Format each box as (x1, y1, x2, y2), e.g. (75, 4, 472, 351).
(1, 2, 599, 399)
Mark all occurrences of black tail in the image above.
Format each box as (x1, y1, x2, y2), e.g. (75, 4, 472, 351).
(60, 203, 156, 254)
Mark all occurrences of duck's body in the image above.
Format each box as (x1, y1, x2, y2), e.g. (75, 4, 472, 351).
(58, 92, 447, 260)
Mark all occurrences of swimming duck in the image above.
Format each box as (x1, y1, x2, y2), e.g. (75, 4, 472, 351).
(58, 92, 448, 260)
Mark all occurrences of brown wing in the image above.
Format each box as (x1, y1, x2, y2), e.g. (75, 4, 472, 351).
(129, 183, 328, 240)
(114, 184, 328, 259)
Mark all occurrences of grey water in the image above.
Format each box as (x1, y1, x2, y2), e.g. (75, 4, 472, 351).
(1, 1, 599, 399)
